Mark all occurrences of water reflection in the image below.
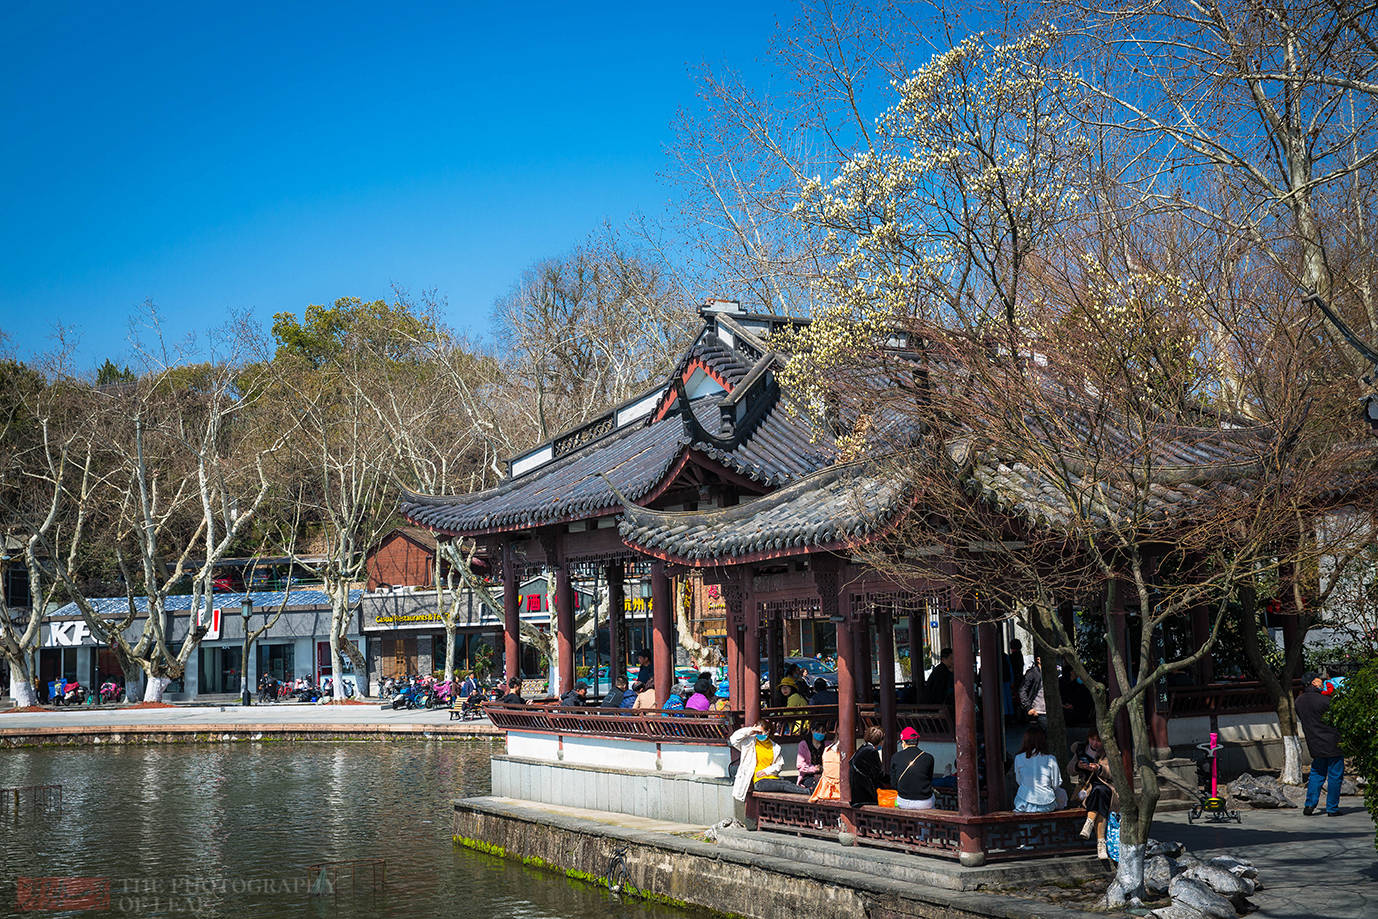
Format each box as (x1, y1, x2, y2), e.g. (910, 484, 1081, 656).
(0, 742, 708, 919)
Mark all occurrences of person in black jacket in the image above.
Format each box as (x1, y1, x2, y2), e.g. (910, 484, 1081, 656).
(560, 681, 589, 707)
(924, 648, 955, 706)
(1297, 671, 1344, 816)
(632, 650, 653, 692)
(499, 677, 526, 706)
(849, 726, 889, 805)
(890, 727, 935, 809)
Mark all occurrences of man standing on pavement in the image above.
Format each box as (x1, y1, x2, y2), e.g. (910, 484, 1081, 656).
(1020, 655, 1046, 728)
(1297, 670, 1345, 816)
(632, 649, 653, 693)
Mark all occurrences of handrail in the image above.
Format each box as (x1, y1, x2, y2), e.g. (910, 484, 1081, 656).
(486, 703, 736, 744)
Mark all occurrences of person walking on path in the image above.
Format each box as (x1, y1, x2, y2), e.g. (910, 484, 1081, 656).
(1297, 670, 1345, 816)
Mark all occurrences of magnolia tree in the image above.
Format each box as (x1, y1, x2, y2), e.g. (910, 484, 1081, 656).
(766, 17, 1365, 902)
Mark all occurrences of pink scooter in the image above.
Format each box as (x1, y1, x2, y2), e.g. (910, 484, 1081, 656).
(1188, 731, 1242, 824)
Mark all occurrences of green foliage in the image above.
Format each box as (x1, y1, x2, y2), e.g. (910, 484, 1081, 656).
(270, 297, 439, 369)
(1329, 657, 1378, 849)
(471, 641, 494, 679)
(94, 359, 135, 386)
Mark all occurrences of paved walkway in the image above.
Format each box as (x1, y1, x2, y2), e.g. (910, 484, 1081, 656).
(1153, 796, 1376, 919)
(0, 701, 500, 735)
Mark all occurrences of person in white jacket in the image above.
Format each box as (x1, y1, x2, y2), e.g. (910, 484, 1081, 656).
(1012, 725, 1065, 813)
(729, 723, 806, 801)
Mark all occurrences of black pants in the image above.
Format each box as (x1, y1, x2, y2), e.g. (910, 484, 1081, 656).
(754, 778, 809, 795)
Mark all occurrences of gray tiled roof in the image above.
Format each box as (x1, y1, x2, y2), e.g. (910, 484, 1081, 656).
(619, 463, 905, 564)
(399, 394, 831, 536)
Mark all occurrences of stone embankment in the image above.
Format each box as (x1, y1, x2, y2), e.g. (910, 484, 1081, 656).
(454, 795, 1110, 919)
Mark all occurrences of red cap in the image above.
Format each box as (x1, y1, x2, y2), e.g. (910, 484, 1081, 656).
(900, 727, 920, 742)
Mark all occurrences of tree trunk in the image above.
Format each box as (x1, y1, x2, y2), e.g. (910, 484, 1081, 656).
(142, 673, 171, 703)
(8, 668, 38, 708)
(1277, 702, 1304, 786)
(444, 621, 458, 684)
(1238, 585, 1306, 784)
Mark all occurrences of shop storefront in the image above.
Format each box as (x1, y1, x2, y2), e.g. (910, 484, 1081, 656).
(43, 589, 362, 700)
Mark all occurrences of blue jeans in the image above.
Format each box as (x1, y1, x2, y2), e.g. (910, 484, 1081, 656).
(1306, 755, 1344, 813)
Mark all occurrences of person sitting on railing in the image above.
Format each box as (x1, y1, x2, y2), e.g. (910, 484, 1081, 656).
(808, 733, 844, 802)
(850, 726, 889, 806)
(796, 722, 828, 792)
(499, 677, 526, 706)
(810, 677, 837, 705)
(890, 727, 936, 810)
(600, 675, 635, 708)
(710, 681, 731, 712)
(780, 676, 808, 709)
(729, 722, 808, 801)
(632, 683, 658, 709)
(1070, 728, 1114, 858)
(559, 681, 589, 707)
(686, 675, 715, 711)
(662, 687, 688, 713)
(1013, 725, 1064, 813)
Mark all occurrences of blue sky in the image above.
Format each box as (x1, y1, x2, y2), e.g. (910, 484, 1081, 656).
(0, 1, 787, 368)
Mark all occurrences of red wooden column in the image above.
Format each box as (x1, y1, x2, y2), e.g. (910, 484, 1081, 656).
(743, 607, 761, 725)
(908, 607, 925, 694)
(651, 561, 673, 705)
(877, 602, 897, 772)
(1106, 583, 1132, 755)
(855, 615, 874, 704)
(501, 541, 521, 683)
(721, 575, 745, 711)
(766, 616, 783, 702)
(814, 557, 854, 811)
(978, 620, 1007, 813)
(607, 562, 625, 691)
(554, 549, 576, 697)
(951, 610, 985, 866)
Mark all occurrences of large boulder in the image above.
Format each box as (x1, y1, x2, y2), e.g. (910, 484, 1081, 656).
(1182, 863, 1255, 905)
(1168, 876, 1238, 919)
(1227, 772, 1295, 808)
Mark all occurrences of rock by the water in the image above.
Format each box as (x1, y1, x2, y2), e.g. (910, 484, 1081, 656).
(1203, 855, 1258, 880)
(1151, 905, 1206, 919)
(1145, 855, 1174, 896)
(1228, 772, 1295, 808)
(1147, 838, 1186, 857)
(1169, 876, 1238, 919)
(1183, 863, 1254, 903)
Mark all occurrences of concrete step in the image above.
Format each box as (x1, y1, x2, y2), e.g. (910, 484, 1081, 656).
(715, 824, 1106, 892)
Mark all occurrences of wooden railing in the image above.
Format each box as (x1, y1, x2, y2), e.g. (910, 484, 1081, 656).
(750, 792, 1091, 862)
(859, 705, 954, 742)
(485, 703, 736, 744)
(1165, 681, 1295, 719)
(757, 704, 954, 743)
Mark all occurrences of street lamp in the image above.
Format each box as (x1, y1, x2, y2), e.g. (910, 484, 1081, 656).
(240, 597, 254, 707)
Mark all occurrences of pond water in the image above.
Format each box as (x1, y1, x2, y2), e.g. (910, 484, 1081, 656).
(0, 741, 710, 919)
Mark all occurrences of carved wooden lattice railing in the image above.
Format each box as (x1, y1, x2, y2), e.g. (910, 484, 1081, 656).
(485, 703, 736, 744)
(750, 792, 1092, 861)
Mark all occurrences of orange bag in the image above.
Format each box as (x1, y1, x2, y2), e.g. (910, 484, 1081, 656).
(877, 789, 898, 808)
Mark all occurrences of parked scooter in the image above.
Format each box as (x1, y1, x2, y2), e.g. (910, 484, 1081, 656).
(99, 680, 122, 704)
